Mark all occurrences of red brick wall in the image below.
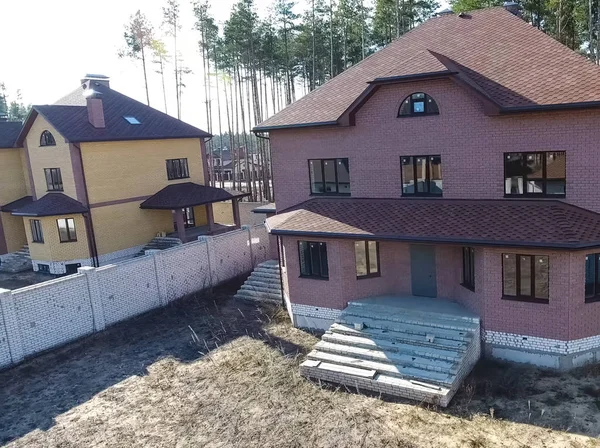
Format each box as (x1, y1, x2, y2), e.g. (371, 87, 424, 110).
(270, 78, 600, 212)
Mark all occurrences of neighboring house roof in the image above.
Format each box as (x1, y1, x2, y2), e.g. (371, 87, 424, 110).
(255, 7, 600, 131)
(252, 203, 276, 214)
(0, 121, 23, 148)
(140, 182, 249, 210)
(10, 193, 88, 217)
(267, 198, 600, 249)
(16, 83, 211, 145)
(1, 196, 33, 212)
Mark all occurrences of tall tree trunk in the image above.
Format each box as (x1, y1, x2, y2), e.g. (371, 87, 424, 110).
(160, 58, 168, 113)
(312, 0, 316, 90)
(141, 46, 150, 106)
(330, 0, 334, 77)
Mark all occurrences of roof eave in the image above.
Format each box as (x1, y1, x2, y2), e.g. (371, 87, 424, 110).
(368, 70, 457, 85)
(252, 121, 339, 133)
(500, 101, 600, 114)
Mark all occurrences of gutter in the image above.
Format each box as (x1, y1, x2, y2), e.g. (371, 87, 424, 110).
(74, 143, 100, 268)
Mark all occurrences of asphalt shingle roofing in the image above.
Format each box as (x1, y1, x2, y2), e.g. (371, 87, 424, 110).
(267, 198, 600, 249)
(256, 7, 600, 130)
(0, 121, 23, 148)
(10, 193, 88, 217)
(22, 83, 210, 144)
(140, 182, 249, 209)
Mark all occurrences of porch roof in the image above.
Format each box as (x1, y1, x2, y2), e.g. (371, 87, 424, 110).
(9, 193, 88, 217)
(139, 182, 249, 210)
(266, 198, 600, 249)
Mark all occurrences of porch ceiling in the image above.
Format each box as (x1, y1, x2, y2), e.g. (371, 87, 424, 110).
(140, 182, 249, 210)
(267, 198, 600, 249)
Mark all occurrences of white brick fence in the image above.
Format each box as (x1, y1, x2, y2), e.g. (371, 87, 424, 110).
(0, 225, 271, 370)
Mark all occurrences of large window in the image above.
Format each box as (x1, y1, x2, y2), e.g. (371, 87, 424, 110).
(504, 152, 566, 197)
(308, 158, 350, 195)
(398, 93, 439, 117)
(40, 130, 56, 147)
(57, 218, 77, 242)
(461, 247, 475, 291)
(30, 219, 44, 243)
(166, 158, 190, 180)
(355, 240, 380, 279)
(298, 241, 329, 279)
(44, 168, 63, 191)
(502, 254, 549, 303)
(401, 155, 442, 196)
(585, 254, 600, 302)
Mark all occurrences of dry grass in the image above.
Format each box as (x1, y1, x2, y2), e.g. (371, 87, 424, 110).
(1, 282, 599, 447)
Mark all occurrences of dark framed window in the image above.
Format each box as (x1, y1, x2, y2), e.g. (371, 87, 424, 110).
(461, 247, 475, 291)
(30, 219, 44, 243)
(57, 218, 77, 242)
(585, 254, 600, 303)
(298, 241, 329, 279)
(40, 130, 56, 146)
(504, 152, 566, 197)
(398, 93, 439, 117)
(166, 158, 190, 180)
(37, 264, 50, 273)
(355, 240, 380, 279)
(502, 254, 549, 303)
(44, 168, 63, 191)
(401, 155, 442, 196)
(308, 158, 350, 195)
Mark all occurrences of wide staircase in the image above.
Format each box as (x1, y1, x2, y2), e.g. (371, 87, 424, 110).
(0, 245, 32, 273)
(135, 237, 182, 257)
(300, 298, 481, 407)
(233, 260, 282, 304)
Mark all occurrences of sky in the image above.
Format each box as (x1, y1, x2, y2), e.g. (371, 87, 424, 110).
(1, 0, 273, 130)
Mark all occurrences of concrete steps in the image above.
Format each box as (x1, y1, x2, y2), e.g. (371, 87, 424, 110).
(0, 245, 32, 273)
(234, 260, 281, 304)
(135, 237, 182, 257)
(300, 300, 481, 407)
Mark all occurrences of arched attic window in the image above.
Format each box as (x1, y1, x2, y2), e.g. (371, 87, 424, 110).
(40, 130, 56, 147)
(398, 93, 439, 117)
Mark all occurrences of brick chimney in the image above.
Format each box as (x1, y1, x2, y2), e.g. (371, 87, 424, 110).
(82, 80, 105, 129)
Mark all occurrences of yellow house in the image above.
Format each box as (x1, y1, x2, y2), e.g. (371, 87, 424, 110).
(0, 75, 245, 275)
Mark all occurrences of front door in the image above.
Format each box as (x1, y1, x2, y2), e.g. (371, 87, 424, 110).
(183, 207, 195, 228)
(410, 245, 437, 297)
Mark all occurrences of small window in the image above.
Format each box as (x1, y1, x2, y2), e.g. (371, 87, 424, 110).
(298, 241, 328, 279)
(502, 253, 549, 303)
(37, 264, 50, 273)
(44, 168, 63, 191)
(166, 158, 190, 180)
(504, 152, 566, 197)
(585, 254, 600, 302)
(123, 116, 141, 125)
(461, 247, 475, 291)
(57, 218, 77, 242)
(309, 158, 350, 195)
(398, 93, 439, 117)
(400, 155, 442, 196)
(355, 240, 380, 279)
(30, 219, 44, 243)
(40, 130, 56, 147)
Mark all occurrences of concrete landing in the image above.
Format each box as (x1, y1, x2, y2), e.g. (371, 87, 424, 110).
(300, 295, 481, 407)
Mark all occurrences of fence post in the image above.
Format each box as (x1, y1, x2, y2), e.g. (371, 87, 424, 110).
(0, 288, 24, 364)
(78, 266, 106, 332)
(152, 251, 168, 306)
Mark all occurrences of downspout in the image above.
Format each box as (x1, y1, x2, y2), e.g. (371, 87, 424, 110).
(74, 143, 100, 268)
(276, 235, 285, 308)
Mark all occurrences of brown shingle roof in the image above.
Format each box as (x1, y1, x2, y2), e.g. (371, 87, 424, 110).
(256, 7, 600, 130)
(140, 182, 249, 210)
(267, 198, 600, 249)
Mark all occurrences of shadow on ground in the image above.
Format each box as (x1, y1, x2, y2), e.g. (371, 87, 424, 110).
(0, 278, 305, 445)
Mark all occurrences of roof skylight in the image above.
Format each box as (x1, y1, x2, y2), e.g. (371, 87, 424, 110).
(123, 116, 141, 125)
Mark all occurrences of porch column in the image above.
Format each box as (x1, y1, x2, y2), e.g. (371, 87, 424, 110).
(174, 209, 187, 243)
(232, 199, 241, 229)
(206, 203, 216, 234)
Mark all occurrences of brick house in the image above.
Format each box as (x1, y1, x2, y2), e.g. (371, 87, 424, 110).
(254, 6, 600, 375)
(0, 75, 246, 275)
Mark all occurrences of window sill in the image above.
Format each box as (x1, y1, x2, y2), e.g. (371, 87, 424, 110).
(167, 176, 190, 181)
(59, 240, 78, 244)
(460, 283, 475, 292)
(47, 190, 64, 193)
(310, 192, 351, 197)
(357, 273, 381, 280)
(299, 275, 329, 281)
(397, 112, 440, 118)
(503, 194, 565, 199)
(585, 296, 600, 303)
(502, 295, 549, 304)
(31, 241, 44, 244)
(401, 194, 443, 198)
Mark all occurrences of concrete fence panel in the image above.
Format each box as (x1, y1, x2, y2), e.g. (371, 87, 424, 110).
(0, 303, 11, 368)
(161, 240, 212, 303)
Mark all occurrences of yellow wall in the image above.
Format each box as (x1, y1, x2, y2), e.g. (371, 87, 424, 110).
(25, 115, 76, 200)
(1, 214, 27, 253)
(212, 201, 235, 225)
(25, 214, 90, 262)
(192, 205, 208, 226)
(80, 138, 204, 204)
(90, 201, 175, 255)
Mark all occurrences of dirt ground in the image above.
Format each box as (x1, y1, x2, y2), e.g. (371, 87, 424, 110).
(0, 270, 54, 290)
(1, 281, 600, 447)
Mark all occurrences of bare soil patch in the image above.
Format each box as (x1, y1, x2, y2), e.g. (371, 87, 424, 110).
(1, 282, 599, 447)
(0, 270, 54, 290)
